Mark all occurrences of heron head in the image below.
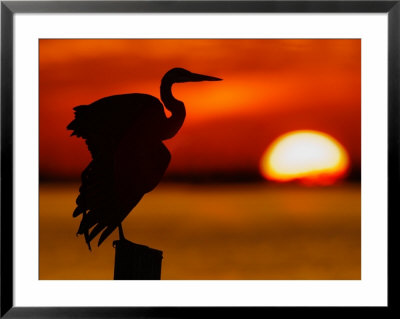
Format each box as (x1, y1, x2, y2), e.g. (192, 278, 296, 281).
(164, 67, 222, 84)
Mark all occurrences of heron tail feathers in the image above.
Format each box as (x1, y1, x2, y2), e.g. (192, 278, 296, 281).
(88, 223, 107, 243)
(73, 205, 85, 217)
(67, 105, 90, 138)
(77, 211, 97, 235)
(98, 225, 117, 247)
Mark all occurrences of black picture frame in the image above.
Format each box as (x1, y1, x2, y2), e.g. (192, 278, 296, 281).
(1, 0, 395, 317)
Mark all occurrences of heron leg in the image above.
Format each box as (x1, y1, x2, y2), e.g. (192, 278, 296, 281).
(118, 223, 126, 241)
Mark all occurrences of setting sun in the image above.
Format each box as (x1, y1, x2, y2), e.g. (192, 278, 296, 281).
(260, 130, 350, 185)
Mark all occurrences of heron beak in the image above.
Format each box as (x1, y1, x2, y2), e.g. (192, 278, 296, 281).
(188, 72, 222, 82)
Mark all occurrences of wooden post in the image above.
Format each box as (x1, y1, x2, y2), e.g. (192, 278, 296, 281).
(113, 240, 163, 280)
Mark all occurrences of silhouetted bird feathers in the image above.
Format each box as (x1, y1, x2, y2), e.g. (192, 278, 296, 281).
(68, 94, 169, 249)
(67, 94, 164, 157)
(68, 68, 221, 249)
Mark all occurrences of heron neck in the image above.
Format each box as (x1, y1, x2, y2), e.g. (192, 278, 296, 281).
(160, 79, 186, 140)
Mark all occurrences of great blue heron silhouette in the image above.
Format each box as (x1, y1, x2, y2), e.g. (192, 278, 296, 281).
(67, 68, 222, 250)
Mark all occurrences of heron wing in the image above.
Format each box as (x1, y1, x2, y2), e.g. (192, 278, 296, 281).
(113, 127, 171, 211)
(113, 102, 171, 207)
(68, 94, 167, 248)
(73, 157, 117, 249)
(67, 93, 164, 158)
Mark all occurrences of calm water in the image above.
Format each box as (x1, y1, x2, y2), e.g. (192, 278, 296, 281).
(39, 182, 361, 280)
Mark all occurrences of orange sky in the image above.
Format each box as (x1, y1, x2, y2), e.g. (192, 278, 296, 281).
(39, 39, 361, 180)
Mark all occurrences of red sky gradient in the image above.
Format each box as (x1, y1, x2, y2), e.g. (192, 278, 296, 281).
(39, 39, 361, 180)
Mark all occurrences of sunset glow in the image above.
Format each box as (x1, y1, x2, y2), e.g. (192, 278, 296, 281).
(260, 131, 350, 185)
(39, 39, 361, 179)
(39, 39, 361, 280)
